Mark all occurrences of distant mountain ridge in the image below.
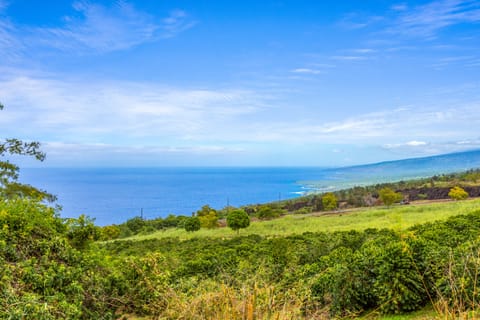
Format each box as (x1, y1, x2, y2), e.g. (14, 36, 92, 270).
(306, 149, 480, 192)
(349, 149, 480, 173)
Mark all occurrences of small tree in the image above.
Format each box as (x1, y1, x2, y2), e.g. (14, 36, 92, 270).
(449, 186, 468, 201)
(322, 192, 338, 211)
(379, 187, 403, 207)
(196, 205, 219, 229)
(227, 209, 250, 234)
(184, 216, 201, 232)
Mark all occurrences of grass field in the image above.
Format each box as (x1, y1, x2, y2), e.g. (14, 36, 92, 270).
(127, 197, 480, 241)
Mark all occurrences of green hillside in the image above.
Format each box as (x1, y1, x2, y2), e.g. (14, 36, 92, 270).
(127, 198, 480, 241)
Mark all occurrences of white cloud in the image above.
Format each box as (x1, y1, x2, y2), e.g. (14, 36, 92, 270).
(352, 48, 376, 54)
(161, 10, 197, 39)
(1, 72, 480, 164)
(331, 55, 367, 61)
(337, 13, 384, 30)
(391, 4, 408, 11)
(0, 75, 266, 144)
(406, 140, 427, 146)
(392, 0, 480, 38)
(1, 1, 196, 55)
(290, 68, 323, 75)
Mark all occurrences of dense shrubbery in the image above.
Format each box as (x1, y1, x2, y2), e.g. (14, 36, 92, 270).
(0, 199, 121, 319)
(101, 210, 480, 318)
(4, 195, 480, 318)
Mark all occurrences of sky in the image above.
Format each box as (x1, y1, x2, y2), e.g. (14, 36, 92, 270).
(1, 0, 480, 167)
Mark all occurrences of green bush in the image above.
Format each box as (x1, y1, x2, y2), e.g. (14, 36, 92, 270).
(448, 186, 469, 201)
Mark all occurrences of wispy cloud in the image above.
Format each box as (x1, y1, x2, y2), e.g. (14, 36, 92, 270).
(0, 75, 266, 144)
(331, 55, 367, 61)
(0, 0, 7, 12)
(0, 19, 21, 60)
(161, 9, 197, 39)
(383, 138, 480, 156)
(1, 1, 196, 55)
(352, 48, 377, 54)
(391, 3, 408, 12)
(431, 55, 480, 69)
(290, 68, 323, 75)
(391, 0, 480, 38)
(337, 13, 384, 30)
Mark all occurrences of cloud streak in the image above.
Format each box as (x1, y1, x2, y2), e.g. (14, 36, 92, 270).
(1, 1, 196, 55)
(0, 75, 266, 144)
(1, 73, 480, 164)
(391, 0, 480, 38)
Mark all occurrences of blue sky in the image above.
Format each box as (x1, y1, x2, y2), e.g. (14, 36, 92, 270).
(1, 0, 480, 167)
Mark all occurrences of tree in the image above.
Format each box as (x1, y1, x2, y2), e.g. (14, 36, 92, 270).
(226, 209, 250, 234)
(256, 205, 281, 220)
(449, 186, 469, 201)
(184, 216, 201, 232)
(0, 103, 56, 202)
(196, 204, 219, 229)
(378, 187, 403, 207)
(125, 216, 146, 234)
(322, 192, 338, 211)
(65, 214, 99, 249)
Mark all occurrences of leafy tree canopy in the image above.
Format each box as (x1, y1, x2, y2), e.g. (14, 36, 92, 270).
(226, 209, 250, 233)
(0, 103, 56, 202)
(322, 192, 338, 211)
(378, 187, 403, 207)
(184, 216, 201, 232)
(196, 204, 218, 228)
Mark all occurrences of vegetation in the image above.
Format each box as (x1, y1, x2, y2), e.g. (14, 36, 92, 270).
(102, 209, 480, 319)
(379, 187, 404, 206)
(6, 102, 480, 318)
(448, 186, 469, 201)
(184, 216, 201, 232)
(130, 198, 480, 241)
(322, 192, 338, 210)
(197, 204, 219, 229)
(226, 208, 250, 233)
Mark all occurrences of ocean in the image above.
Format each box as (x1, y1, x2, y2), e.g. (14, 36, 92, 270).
(20, 167, 331, 225)
(19, 150, 480, 225)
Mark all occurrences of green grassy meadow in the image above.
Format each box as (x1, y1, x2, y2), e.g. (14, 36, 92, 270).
(127, 198, 480, 241)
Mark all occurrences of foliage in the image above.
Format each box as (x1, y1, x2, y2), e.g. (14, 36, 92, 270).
(227, 209, 250, 233)
(322, 192, 338, 210)
(125, 216, 146, 234)
(100, 224, 121, 240)
(184, 216, 201, 232)
(65, 214, 100, 249)
(256, 205, 282, 219)
(0, 199, 121, 319)
(448, 186, 469, 201)
(197, 204, 219, 229)
(0, 104, 56, 202)
(379, 187, 403, 206)
(101, 210, 480, 318)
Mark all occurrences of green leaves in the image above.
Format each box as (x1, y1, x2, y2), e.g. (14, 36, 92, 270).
(227, 209, 250, 233)
(449, 186, 469, 201)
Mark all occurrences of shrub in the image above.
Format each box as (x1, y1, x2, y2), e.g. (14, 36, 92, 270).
(184, 216, 201, 232)
(322, 192, 338, 211)
(256, 205, 282, 219)
(448, 186, 469, 201)
(227, 209, 250, 234)
(379, 187, 403, 206)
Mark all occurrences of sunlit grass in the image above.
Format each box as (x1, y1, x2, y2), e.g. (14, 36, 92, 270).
(128, 198, 480, 241)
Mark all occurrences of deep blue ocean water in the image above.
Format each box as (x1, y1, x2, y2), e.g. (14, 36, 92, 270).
(19, 149, 480, 225)
(20, 167, 331, 225)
